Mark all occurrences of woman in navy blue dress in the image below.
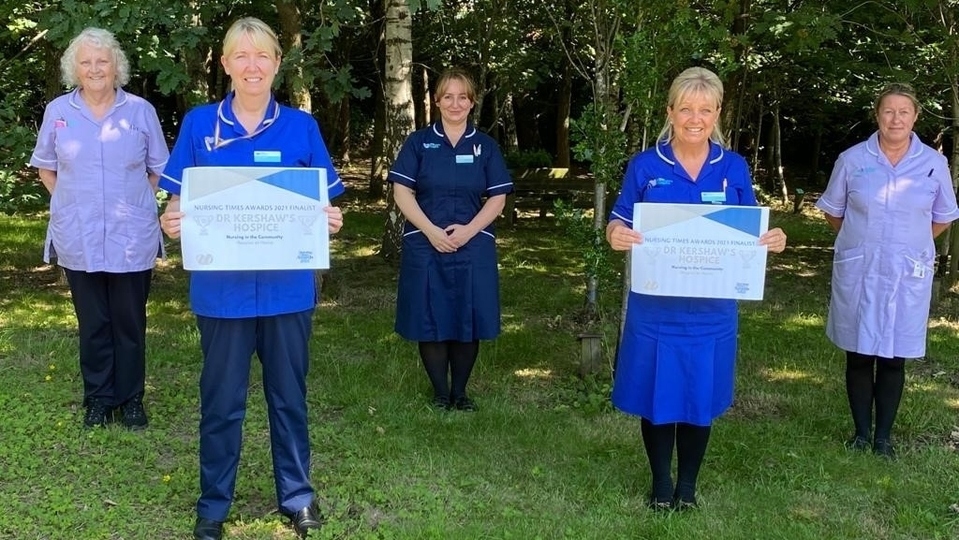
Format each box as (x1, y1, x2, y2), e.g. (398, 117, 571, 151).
(388, 68, 513, 411)
(606, 68, 786, 510)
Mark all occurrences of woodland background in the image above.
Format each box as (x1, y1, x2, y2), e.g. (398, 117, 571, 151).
(2, 0, 959, 279)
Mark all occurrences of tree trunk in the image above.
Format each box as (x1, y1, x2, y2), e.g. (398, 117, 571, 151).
(380, 0, 415, 261)
(946, 76, 959, 286)
(556, 56, 572, 168)
(751, 98, 764, 179)
(414, 63, 430, 129)
(771, 100, 788, 204)
(179, 3, 212, 114)
(368, 0, 387, 199)
(335, 97, 351, 164)
(502, 92, 518, 154)
(723, 0, 752, 148)
(276, 0, 311, 112)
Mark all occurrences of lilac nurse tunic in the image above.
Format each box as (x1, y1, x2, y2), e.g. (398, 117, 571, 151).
(816, 132, 959, 359)
(30, 88, 169, 272)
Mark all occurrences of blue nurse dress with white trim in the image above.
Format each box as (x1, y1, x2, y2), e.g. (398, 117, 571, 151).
(388, 122, 513, 342)
(609, 142, 757, 426)
(816, 132, 959, 359)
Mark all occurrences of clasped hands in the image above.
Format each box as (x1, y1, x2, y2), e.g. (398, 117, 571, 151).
(425, 223, 476, 253)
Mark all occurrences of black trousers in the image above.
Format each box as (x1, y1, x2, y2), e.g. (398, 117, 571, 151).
(64, 269, 152, 407)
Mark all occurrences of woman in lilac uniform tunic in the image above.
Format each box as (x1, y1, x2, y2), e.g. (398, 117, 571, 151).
(388, 68, 513, 411)
(30, 28, 169, 430)
(816, 83, 958, 459)
(606, 68, 786, 510)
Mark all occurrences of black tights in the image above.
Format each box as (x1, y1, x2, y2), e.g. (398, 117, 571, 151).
(418, 340, 479, 399)
(641, 418, 711, 503)
(845, 351, 905, 441)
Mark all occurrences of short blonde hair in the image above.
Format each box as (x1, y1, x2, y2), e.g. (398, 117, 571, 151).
(657, 67, 726, 147)
(222, 17, 282, 59)
(60, 27, 130, 89)
(433, 68, 476, 104)
(874, 82, 920, 116)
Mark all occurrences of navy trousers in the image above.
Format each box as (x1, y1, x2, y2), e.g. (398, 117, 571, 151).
(64, 269, 151, 407)
(195, 310, 315, 521)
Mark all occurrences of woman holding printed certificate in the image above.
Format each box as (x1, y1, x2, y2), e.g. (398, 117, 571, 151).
(158, 17, 343, 540)
(605, 67, 786, 511)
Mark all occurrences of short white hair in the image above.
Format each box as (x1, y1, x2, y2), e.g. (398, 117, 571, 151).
(60, 27, 130, 89)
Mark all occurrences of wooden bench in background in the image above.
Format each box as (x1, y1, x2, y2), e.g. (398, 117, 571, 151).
(503, 168, 595, 226)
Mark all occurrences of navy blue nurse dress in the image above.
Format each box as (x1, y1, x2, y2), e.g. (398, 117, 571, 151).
(609, 142, 758, 426)
(388, 122, 513, 342)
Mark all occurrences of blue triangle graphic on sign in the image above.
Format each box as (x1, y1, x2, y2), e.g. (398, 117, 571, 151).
(701, 207, 762, 236)
(257, 170, 322, 201)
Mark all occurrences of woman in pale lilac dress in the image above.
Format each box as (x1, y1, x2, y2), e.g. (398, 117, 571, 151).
(30, 27, 169, 430)
(816, 82, 959, 459)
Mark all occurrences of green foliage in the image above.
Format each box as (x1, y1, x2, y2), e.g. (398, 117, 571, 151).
(554, 199, 616, 287)
(504, 149, 553, 169)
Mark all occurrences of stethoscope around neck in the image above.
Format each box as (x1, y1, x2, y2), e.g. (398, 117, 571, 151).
(204, 98, 280, 152)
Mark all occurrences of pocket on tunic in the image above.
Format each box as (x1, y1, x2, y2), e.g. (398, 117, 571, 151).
(830, 246, 865, 332)
(899, 250, 934, 339)
(48, 201, 85, 263)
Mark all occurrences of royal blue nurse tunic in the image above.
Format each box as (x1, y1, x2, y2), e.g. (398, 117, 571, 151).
(388, 122, 513, 342)
(609, 142, 757, 426)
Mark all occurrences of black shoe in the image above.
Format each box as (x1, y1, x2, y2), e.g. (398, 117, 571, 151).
(431, 394, 451, 410)
(83, 398, 114, 428)
(673, 486, 698, 511)
(673, 495, 698, 511)
(119, 395, 148, 430)
(193, 517, 223, 540)
(286, 502, 322, 538)
(451, 396, 477, 412)
(873, 438, 897, 460)
(647, 494, 673, 512)
(845, 435, 871, 452)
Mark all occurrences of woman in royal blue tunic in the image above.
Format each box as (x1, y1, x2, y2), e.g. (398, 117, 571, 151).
(388, 68, 513, 411)
(606, 67, 787, 510)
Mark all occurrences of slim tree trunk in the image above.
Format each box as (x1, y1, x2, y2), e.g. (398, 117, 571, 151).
(946, 78, 959, 285)
(556, 57, 572, 168)
(276, 0, 311, 112)
(751, 98, 764, 179)
(502, 92, 518, 154)
(335, 97, 351, 164)
(771, 99, 788, 204)
(369, 0, 387, 199)
(380, 0, 415, 261)
(179, 2, 212, 113)
(414, 63, 430, 129)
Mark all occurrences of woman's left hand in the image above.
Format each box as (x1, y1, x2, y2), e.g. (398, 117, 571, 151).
(444, 224, 477, 248)
(759, 227, 787, 253)
(325, 206, 343, 234)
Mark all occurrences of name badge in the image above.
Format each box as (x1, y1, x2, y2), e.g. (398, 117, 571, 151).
(913, 262, 926, 278)
(254, 150, 282, 163)
(455, 154, 474, 164)
(701, 191, 726, 203)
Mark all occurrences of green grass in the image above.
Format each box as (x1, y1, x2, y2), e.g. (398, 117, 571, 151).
(0, 197, 957, 540)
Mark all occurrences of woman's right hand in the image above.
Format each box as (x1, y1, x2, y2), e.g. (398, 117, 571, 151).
(606, 221, 643, 251)
(424, 225, 459, 253)
(160, 197, 184, 239)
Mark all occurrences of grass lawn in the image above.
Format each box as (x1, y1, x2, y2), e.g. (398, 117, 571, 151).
(0, 182, 957, 539)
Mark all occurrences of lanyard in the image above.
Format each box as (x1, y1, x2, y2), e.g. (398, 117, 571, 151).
(204, 99, 280, 151)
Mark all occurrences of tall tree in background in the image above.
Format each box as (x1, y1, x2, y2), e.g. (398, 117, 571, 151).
(380, 0, 415, 260)
(276, 0, 311, 112)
